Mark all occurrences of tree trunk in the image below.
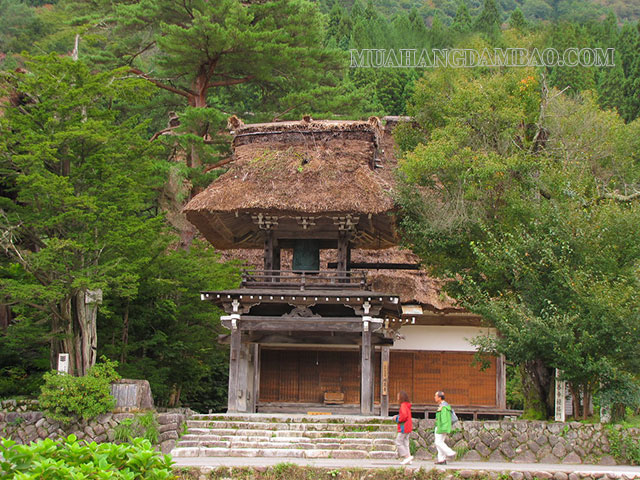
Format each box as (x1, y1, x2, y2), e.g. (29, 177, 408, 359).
(521, 359, 554, 419)
(0, 304, 10, 331)
(74, 289, 100, 376)
(569, 383, 581, 419)
(168, 384, 182, 407)
(51, 296, 76, 373)
(121, 302, 129, 364)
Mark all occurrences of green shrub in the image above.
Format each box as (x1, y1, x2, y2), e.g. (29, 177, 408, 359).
(38, 357, 120, 423)
(0, 434, 175, 479)
(114, 412, 160, 444)
(607, 425, 640, 465)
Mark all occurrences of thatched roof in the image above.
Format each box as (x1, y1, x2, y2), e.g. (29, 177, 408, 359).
(183, 118, 398, 249)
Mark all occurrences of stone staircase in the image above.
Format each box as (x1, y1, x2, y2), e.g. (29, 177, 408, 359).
(170, 413, 399, 459)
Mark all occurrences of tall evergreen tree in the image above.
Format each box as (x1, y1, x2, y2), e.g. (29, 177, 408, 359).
(474, 0, 502, 35)
(509, 7, 527, 30)
(0, 55, 166, 375)
(452, 2, 473, 33)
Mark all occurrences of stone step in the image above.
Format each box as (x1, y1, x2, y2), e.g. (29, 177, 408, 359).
(182, 428, 396, 440)
(179, 434, 395, 445)
(191, 414, 396, 425)
(175, 439, 396, 451)
(186, 420, 397, 432)
(172, 414, 400, 461)
(171, 447, 397, 459)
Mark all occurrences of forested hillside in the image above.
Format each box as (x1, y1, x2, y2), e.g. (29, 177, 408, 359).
(316, 0, 640, 23)
(1, 0, 639, 417)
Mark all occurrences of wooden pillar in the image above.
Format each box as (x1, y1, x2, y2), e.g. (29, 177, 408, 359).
(337, 232, 351, 274)
(263, 230, 280, 278)
(380, 346, 390, 417)
(360, 320, 374, 415)
(251, 344, 261, 413)
(236, 342, 252, 412)
(227, 325, 241, 413)
(496, 354, 507, 409)
(263, 230, 274, 271)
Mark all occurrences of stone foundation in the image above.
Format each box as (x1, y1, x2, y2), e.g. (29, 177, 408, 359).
(0, 411, 189, 454)
(410, 419, 639, 466)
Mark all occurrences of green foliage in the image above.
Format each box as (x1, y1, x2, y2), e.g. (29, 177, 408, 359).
(0, 435, 175, 479)
(99, 240, 240, 409)
(505, 365, 525, 410)
(0, 316, 49, 397)
(114, 412, 160, 445)
(606, 425, 640, 465)
(597, 370, 640, 422)
(398, 65, 640, 419)
(38, 357, 120, 423)
(0, 54, 168, 375)
(409, 438, 417, 456)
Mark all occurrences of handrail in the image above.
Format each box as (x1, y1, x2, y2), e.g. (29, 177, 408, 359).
(240, 269, 370, 291)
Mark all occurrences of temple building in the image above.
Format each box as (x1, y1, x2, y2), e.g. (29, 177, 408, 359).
(183, 116, 506, 417)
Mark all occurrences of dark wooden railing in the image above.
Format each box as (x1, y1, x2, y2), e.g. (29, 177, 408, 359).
(240, 269, 369, 291)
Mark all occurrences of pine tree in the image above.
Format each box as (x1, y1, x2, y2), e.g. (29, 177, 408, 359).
(620, 21, 640, 121)
(474, 0, 501, 35)
(452, 3, 473, 33)
(509, 7, 527, 30)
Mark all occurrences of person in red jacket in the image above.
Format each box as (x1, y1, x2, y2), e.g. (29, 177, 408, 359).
(393, 390, 413, 465)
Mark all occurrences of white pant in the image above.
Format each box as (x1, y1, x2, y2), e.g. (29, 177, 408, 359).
(434, 433, 456, 462)
(395, 432, 410, 458)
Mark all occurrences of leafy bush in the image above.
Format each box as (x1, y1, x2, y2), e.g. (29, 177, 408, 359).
(607, 425, 640, 466)
(114, 412, 160, 444)
(0, 434, 175, 479)
(38, 357, 121, 423)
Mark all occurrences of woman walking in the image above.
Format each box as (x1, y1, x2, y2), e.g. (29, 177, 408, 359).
(393, 390, 413, 465)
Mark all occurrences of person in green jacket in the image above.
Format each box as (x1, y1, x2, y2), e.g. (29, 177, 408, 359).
(434, 391, 456, 465)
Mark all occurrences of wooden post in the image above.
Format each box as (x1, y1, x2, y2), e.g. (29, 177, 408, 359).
(237, 342, 252, 412)
(263, 230, 274, 272)
(381, 346, 390, 417)
(251, 343, 261, 413)
(337, 232, 351, 275)
(227, 325, 241, 413)
(263, 230, 280, 278)
(360, 321, 374, 415)
(496, 354, 507, 409)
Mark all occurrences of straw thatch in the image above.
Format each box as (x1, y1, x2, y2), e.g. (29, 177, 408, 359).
(184, 119, 392, 215)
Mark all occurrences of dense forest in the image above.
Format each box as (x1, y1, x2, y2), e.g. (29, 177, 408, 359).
(1, 0, 639, 418)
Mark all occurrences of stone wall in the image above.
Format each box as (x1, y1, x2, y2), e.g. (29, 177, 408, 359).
(411, 419, 639, 466)
(0, 398, 39, 412)
(0, 411, 189, 454)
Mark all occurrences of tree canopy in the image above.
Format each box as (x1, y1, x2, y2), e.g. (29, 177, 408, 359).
(397, 66, 640, 419)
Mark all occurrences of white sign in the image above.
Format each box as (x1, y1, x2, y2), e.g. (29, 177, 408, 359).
(554, 369, 566, 422)
(57, 353, 69, 374)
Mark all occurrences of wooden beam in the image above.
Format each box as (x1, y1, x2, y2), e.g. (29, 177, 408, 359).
(222, 316, 383, 333)
(327, 262, 421, 270)
(380, 346, 390, 417)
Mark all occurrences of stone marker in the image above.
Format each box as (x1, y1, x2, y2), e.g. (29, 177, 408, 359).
(111, 379, 154, 412)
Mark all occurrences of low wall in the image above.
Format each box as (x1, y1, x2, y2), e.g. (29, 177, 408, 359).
(411, 419, 639, 465)
(0, 411, 188, 454)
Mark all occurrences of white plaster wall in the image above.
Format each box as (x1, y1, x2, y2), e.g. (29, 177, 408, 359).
(391, 325, 495, 352)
